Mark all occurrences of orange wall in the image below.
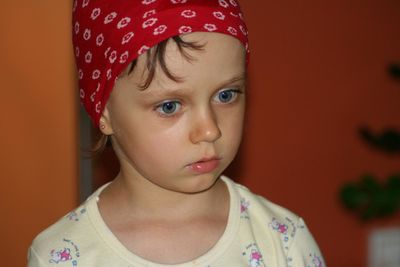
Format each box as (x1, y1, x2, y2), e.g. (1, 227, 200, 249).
(1, 1, 399, 267)
(0, 1, 78, 266)
(237, 1, 400, 267)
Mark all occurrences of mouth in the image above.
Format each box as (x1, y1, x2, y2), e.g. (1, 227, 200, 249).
(187, 156, 221, 174)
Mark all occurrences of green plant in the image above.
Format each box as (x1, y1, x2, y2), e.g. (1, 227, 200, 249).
(339, 62, 400, 221)
(340, 174, 400, 220)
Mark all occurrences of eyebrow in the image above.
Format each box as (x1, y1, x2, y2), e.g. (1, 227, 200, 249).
(146, 73, 247, 97)
(218, 73, 247, 88)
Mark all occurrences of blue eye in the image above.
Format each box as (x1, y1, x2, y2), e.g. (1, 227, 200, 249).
(214, 89, 241, 103)
(156, 101, 182, 116)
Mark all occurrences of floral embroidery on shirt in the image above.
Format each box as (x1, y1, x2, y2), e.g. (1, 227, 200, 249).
(306, 253, 324, 267)
(67, 212, 79, 221)
(49, 239, 80, 266)
(66, 208, 87, 222)
(50, 248, 72, 263)
(269, 217, 297, 250)
(240, 198, 250, 219)
(242, 243, 265, 267)
(287, 256, 293, 266)
(270, 218, 288, 234)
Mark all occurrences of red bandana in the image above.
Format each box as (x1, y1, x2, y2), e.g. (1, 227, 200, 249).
(73, 0, 249, 126)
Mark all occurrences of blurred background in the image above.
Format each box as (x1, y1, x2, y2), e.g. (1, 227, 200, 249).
(0, 1, 399, 266)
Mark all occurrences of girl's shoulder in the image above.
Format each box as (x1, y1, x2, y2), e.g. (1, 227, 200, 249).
(28, 185, 107, 266)
(222, 175, 301, 224)
(223, 175, 307, 248)
(223, 176, 325, 266)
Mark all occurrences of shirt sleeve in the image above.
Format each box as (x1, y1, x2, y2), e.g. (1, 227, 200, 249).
(286, 218, 326, 267)
(27, 247, 48, 267)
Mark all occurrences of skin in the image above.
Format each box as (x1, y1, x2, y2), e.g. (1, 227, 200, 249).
(98, 32, 246, 264)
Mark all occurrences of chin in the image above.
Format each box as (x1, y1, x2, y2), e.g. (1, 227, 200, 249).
(176, 173, 221, 194)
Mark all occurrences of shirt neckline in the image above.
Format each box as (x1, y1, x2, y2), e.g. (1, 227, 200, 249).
(86, 175, 240, 266)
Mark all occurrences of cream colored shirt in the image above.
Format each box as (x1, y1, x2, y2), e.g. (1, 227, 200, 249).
(28, 176, 325, 267)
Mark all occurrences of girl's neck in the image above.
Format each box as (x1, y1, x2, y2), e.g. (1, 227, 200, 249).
(97, 171, 230, 264)
(99, 171, 229, 221)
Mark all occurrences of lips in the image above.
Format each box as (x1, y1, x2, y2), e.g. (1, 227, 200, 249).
(188, 157, 221, 174)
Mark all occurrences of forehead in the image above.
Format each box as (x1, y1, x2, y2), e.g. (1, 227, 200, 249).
(132, 32, 246, 92)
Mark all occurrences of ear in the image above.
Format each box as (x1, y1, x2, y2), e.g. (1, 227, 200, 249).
(99, 105, 114, 135)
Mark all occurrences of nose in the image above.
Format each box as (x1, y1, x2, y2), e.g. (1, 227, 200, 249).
(189, 107, 222, 144)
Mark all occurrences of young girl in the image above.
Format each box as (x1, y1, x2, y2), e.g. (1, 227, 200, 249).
(28, 0, 325, 266)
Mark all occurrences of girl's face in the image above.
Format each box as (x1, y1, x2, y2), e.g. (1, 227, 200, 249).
(102, 32, 246, 194)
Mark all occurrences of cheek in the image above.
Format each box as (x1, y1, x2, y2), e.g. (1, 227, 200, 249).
(220, 106, 245, 149)
(227, 119, 244, 149)
(123, 121, 188, 167)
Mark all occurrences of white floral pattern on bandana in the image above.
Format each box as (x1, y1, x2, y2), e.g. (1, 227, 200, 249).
(142, 17, 158, 28)
(74, 22, 80, 34)
(119, 51, 129, 64)
(181, 10, 196, 18)
(80, 89, 85, 99)
(143, 9, 156, 18)
(153, 25, 167, 35)
(109, 50, 117, 63)
(204, 23, 217, 32)
(104, 47, 111, 58)
(142, 0, 157, 5)
(240, 25, 247, 35)
(171, 0, 187, 3)
(72, 0, 78, 12)
(227, 26, 237, 35)
(117, 17, 131, 29)
(96, 33, 105, 46)
(178, 26, 192, 34)
(92, 69, 101, 80)
(83, 28, 91, 40)
(230, 11, 238, 17)
(91, 8, 101, 20)
(229, 0, 238, 6)
(121, 32, 135, 44)
(213, 11, 226, 20)
(104, 12, 117, 24)
(106, 69, 112, 80)
(78, 69, 83, 80)
(219, 0, 229, 8)
(138, 45, 150, 55)
(82, 0, 90, 8)
(95, 101, 101, 113)
(85, 51, 92, 63)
